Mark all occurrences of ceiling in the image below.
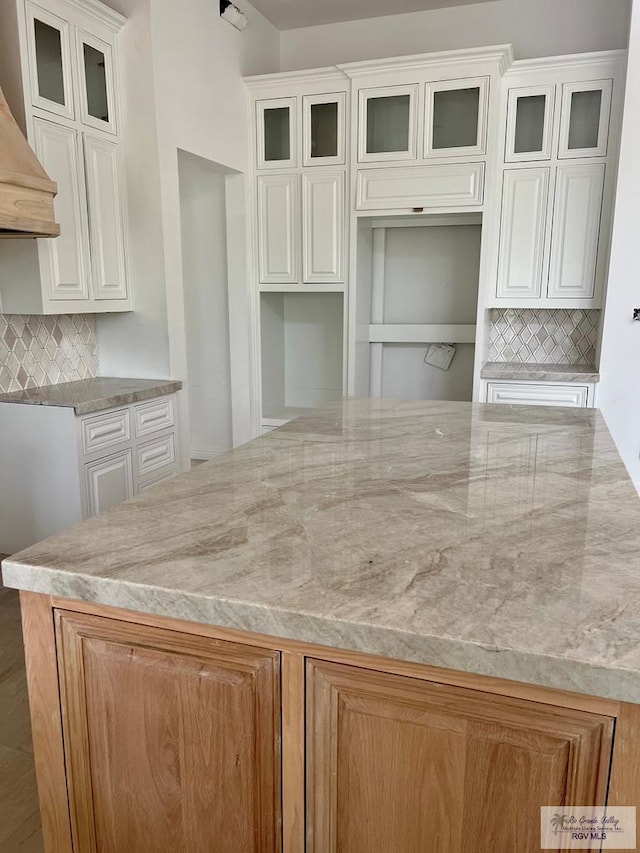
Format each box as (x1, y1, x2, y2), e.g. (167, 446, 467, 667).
(249, 0, 495, 31)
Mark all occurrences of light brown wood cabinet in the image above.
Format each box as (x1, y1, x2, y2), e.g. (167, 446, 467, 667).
(20, 593, 640, 853)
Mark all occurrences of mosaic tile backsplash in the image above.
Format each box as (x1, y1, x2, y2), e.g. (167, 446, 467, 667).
(488, 308, 599, 365)
(0, 314, 99, 393)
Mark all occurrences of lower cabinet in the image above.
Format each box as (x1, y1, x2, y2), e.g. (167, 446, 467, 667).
(55, 610, 281, 853)
(83, 448, 134, 516)
(23, 598, 628, 853)
(306, 660, 613, 853)
(485, 380, 594, 407)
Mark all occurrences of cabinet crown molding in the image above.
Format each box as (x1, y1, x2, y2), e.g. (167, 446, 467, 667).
(506, 49, 627, 78)
(338, 44, 514, 78)
(245, 67, 349, 90)
(57, 0, 126, 30)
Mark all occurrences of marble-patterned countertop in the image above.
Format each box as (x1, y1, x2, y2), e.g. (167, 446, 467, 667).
(0, 377, 182, 414)
(4, 398, 640, 703)
(481, 362, 600, 382)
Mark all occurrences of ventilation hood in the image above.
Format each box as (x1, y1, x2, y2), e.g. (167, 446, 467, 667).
(0, 84, 59, 238)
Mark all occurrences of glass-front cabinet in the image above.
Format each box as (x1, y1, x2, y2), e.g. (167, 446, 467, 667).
(257, 97, 297, 169)
(358, 84, 418, 162)
(302, 92, 346, 166)
(425, 77, 488, 157)
(505, 85, 555, 162)
(558, 79, 612, 158)
(77, 31, 116, 134)
(26, 3, 75, 119)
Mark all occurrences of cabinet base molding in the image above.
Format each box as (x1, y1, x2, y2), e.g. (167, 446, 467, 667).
(20, 592, 640, 853)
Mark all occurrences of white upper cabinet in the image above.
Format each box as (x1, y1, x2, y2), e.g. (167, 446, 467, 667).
(505, 85, 555, 162)
(547, 164, 604, 299)
(425, 77, 489, 158)
(257, 174, 298, 283)
(496, 168, 549, 300)
(26, 2, 75, 120)
(76, 29, 117, 135)
(558, 79, 612, 159)
(302, 172, 345, 282)
(358, 84, 418, 163)
(303, 92, 346, 167)
(257, 97, 297, 169)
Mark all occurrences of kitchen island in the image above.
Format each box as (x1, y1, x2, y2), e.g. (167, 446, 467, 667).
(3, 398, 640, 852)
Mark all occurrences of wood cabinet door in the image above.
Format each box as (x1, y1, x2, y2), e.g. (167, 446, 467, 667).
(547, 163, 605, 300)
(257, 174, 298, 283)
(307, 659, 614, 853)
(83, 133, 128, 301)
(55, 610, 281, 853)
(302, 171, 344, 283)
(496, 167, 549, 299)
(32, 118, 92, 302)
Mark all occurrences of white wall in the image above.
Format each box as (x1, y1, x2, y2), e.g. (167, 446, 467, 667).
(598, 0, 640, 487)
(178, 151, 233, 459)
(280, 0, 630, 70)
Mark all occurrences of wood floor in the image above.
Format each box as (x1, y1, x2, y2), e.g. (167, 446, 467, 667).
(0, 576, 43, 852)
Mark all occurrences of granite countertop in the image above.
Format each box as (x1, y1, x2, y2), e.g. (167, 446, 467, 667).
(0, 377, 182, 415)
(4, 397, 640, 703)
(481, 362, 600, 382)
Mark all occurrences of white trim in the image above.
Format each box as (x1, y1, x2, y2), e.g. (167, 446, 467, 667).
(339, 45, 514, 78)
(191, 447, 227, 461)
(506, 50, 627, 77)
(245, 67, 348, 89)
(62, 0, 125, 31)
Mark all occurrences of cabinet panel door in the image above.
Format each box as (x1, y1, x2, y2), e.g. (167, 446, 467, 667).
(55, 610, 281, 853)
(83, 134, 128, 300)
(32, 118, 91, 301)
(302, 172, 344, 283)
(307, 659, 614, 853)
(505, 85, 555, 163)
(26, 3, 75, 120)
(76, 30, 118, 135)
(356, 163, 484, 211)
(84, 448, 133, 517)
(486, 381, 590, 408)
(558, 80, 612, 159)
(547, 164, 604, 300)
(258, 174, 298, 283)
(496, 168, 549, 299)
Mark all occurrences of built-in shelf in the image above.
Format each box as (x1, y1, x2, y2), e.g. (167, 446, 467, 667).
(368, 324, 477, 343)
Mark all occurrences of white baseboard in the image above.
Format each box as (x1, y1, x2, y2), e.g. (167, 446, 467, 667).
(191, 446, 227, 461)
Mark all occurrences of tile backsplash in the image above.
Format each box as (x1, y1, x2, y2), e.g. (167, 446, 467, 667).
(488, 308, 599, 365)
(0, 314, 99, 393)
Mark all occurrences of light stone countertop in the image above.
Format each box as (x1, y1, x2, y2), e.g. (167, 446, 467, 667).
(3, 398, 640, 703)
(0, 377, 182, 414)
(481, 362, 600, 383)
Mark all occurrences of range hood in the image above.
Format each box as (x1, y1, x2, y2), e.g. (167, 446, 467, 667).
(0, 84, 59, 238)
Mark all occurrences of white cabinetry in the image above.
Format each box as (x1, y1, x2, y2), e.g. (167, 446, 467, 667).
(492, 55, 624, 308)
(485, 381, 593, 408)
(0, 392, 180, 555)
(257, 174, 297, 284)
(0, 0, 130, 314)
(302, 172, 345, 282)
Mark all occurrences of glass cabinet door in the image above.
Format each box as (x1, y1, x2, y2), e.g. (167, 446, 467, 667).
(558, 80, 612, 158)
(303, 92, 346, 166)
(505, 85, 555, 162)
(26, 4, 75, 120)
(257, 97, 297, 169)
(425, 77, 488, 157)
(77, 32, 117, 135)
(358, 85, 418, 162)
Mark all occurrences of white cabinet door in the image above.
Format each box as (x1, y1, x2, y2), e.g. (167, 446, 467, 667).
(32, 118, 91, 301)
(302, 92, 346, 167)
(26, 3, 75, 121)
(504, 85, 555, 163)
(84, 448, 133, 517)
(547, 164, 605, 300)
(256, 97, 297, 169)
(558, 80, 612, 159)
(302, 172, 344, 283)
(257, 174, 298, 284)
(83, 134, 128, 300)
(496, 168, 549, 299)
(425, 76, 489, 158)
(358, 84, 418, 163)
(76, 30, 118, 135)
(486, 381, 590, 408)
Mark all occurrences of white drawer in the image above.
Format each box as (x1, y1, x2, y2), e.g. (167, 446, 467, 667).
(136, 434, 175, 478)
(137, 467, 176, 494)
(356, 163, 484, 211)
(134, 397, 175, 437)
(81, 409, 130, 456)
(486, 382, 590, 408)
